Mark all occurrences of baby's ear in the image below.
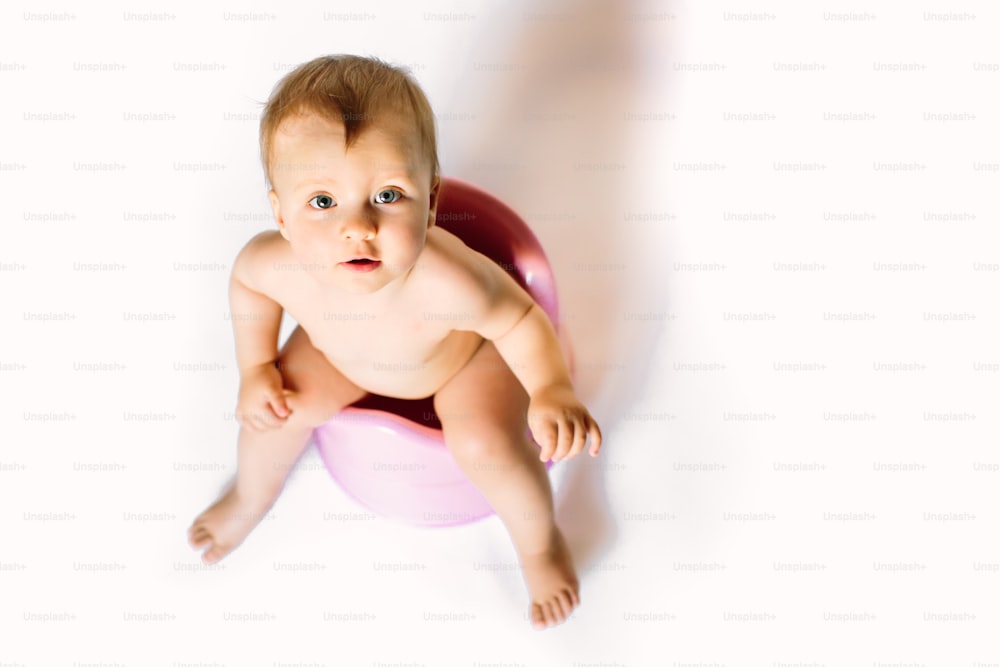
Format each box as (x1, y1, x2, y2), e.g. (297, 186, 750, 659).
(268, 190, 289, 240)
(426, 176, 441, 229)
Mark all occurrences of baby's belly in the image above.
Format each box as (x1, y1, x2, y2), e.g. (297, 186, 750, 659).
(315, 330, 484, 400)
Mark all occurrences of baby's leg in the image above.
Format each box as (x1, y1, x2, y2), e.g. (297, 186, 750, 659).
(188, 325, 366, 564)
(433, 340, 579, 630)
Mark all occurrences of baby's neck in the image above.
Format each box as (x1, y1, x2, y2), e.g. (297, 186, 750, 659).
(318, 266, 412, 308)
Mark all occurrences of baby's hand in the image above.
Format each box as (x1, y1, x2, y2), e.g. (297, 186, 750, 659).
(527, 384, 602, 462)
(235, 362, 291, 432)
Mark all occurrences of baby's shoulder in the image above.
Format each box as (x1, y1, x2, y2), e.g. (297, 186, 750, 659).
(232, 230, 288, 291)
(415, 227, 524, 312)
(419, 227, 492, 290)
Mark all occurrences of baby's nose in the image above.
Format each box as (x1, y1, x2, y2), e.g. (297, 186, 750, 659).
(340, 215, 377, 240)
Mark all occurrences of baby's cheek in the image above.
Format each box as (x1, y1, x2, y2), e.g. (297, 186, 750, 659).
(294, 232, 328, 261)
(406, 227, 429, 256)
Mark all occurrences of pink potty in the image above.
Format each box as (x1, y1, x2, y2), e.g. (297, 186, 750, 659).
(311, 178, 571, 527)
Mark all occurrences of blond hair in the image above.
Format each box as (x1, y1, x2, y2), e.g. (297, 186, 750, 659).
(259, 54, 439, 188)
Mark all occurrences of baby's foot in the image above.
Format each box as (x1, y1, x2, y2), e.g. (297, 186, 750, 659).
(520, 527, 580, 630)
(188, 486, 270, 565)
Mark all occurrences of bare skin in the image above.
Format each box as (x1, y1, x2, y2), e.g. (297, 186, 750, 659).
(432, 337, 581, 628)
(188, 111, 602, 629)
(188, 325, 366, 564)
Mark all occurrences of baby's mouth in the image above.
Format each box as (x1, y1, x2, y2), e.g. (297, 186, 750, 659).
(341, 258, 382, 272)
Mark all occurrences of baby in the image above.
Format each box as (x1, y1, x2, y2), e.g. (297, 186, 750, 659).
(188, 55, 602, 630)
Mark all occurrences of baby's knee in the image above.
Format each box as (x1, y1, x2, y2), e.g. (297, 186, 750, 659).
(284, 390, 341, 429)
(446, 426, 523, 463)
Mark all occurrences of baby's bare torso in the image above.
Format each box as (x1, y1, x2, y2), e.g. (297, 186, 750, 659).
(255, 227, 484, 399)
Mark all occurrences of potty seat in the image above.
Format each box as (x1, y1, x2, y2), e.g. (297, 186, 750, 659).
(311, 178, 570, 527)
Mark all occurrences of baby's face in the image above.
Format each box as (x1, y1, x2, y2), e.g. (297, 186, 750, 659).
(267, 111, 438, 294)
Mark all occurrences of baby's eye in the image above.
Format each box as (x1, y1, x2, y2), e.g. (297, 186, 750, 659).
(308, 194, 336, 210)
(374, 189, 401, 204)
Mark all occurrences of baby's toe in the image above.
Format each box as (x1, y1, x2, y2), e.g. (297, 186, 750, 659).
(556, 597, 572, 623)
(203, 544, 226, 565)
(530, 603, 546, 630)
(534, 603, 549, 628)
(556, 590, 575, 618)
(545, 600, 561, 626)
(188, 527, 209, 550)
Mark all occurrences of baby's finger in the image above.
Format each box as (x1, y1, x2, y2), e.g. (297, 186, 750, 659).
(552, 417, 575, 461)
(239, 413, 260, 432)
(247, 408, 275, 431)
(251, 410, 272, 431)
(270, 391, 291, 418)
(556, 415, 576, 461)
(256, 407, 282, 429)
(534, 419, 558, 461)
(588, 418, 603, 456)
(567, 416, 589, 458)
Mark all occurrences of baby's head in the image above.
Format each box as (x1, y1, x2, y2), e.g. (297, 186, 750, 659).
(259, 55, 441, 293)
(260, 54, 439, 190)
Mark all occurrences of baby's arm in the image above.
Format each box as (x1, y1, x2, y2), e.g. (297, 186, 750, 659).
(229, 233, 291, 431)
(463, 259, 602, 462)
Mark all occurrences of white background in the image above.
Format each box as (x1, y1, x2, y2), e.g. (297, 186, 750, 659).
(1, 0, 998, 665)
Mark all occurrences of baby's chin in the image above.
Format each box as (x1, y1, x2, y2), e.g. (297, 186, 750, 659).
(308, 267, 402, 295)
(331, 281, 389, 296)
